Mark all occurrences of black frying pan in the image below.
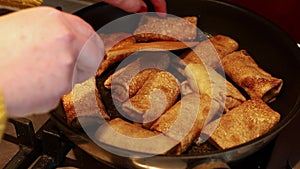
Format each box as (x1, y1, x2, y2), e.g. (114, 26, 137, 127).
(51, 0, 300, 168)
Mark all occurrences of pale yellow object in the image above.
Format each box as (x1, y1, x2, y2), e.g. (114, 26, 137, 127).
(0, 0, 43, 9)
(0, 89, 7, 140)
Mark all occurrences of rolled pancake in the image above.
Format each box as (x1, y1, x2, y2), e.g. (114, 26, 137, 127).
(134, 15, 197, 42)
(109, 69, 161, 102)
(127, 69, 160, 99)
(222, 50, 283, 102)
(94, 118, 178, 155)
(180, 34, 239, 69)
(122, 70, 180, 123)
(96, 33, 136, 76)
(151, 93, 221, 154)
(184, 63, 246, 111)
(209, 34, 239, 59)
(210, 98, 280, 149)
(106, 41, 199, 58)
(104, 52, 170, 102)
(99, 33, 136, 52)
(62, 77, 110, 128)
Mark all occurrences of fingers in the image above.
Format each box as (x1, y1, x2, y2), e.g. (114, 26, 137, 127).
(102, 0, 166, 14)
(102, 0, 146, 13)
(150, 0, 167, 14)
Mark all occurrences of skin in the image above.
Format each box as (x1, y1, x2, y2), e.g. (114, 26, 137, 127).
(102, 0, 167, 15)
(0, 0, 167, 117)
(0, 7, 104, 117)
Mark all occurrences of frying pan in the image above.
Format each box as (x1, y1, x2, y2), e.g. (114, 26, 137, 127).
(51, 0, 300, 168)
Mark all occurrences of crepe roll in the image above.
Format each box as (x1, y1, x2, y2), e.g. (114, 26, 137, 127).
(62, 77, 110, 128)
(181, 40, 221, 69)
(99, 33, 136, 52)
(122, 70, 180, 123)
(209, 34, 239, 59)
(179, 34, 239, 69)
(96, 33, 136, 76)
(151, 93, 221, 154)
(134, 15, 197, 42)
(222, 50, 283, 102)
(184, 63, 246, 111)
(107, 41, 199, 58)
(210, 98, 280, 149)
(104, 52, 170, 102)
(110, 68, 161, 103)
(95, 118, 178, 155)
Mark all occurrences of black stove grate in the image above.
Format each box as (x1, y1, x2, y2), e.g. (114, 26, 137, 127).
(2, 118, 113, 169)
(3, 118, 73, 169)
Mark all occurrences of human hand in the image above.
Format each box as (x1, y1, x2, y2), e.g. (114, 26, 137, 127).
(102, 0, 167, 15)
(0, 7, 104, 117)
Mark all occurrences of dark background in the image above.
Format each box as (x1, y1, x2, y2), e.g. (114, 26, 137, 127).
(223, 0, 300, 42)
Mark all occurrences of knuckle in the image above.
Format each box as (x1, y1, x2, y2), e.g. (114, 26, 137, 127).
(39, 6, 62, 18)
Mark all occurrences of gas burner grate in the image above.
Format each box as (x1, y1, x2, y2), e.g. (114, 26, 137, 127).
(2, 117, 113, 169)
(3, 118, 73, 169)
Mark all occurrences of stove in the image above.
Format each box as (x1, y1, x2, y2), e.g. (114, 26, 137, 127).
(0, 116, 112, 169)
(0, 2, 300, 169)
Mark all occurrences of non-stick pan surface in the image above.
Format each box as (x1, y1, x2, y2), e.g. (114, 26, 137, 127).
(51, 0, 300, 168)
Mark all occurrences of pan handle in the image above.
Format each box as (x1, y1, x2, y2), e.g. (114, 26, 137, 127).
(189, 159, 230, 169)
